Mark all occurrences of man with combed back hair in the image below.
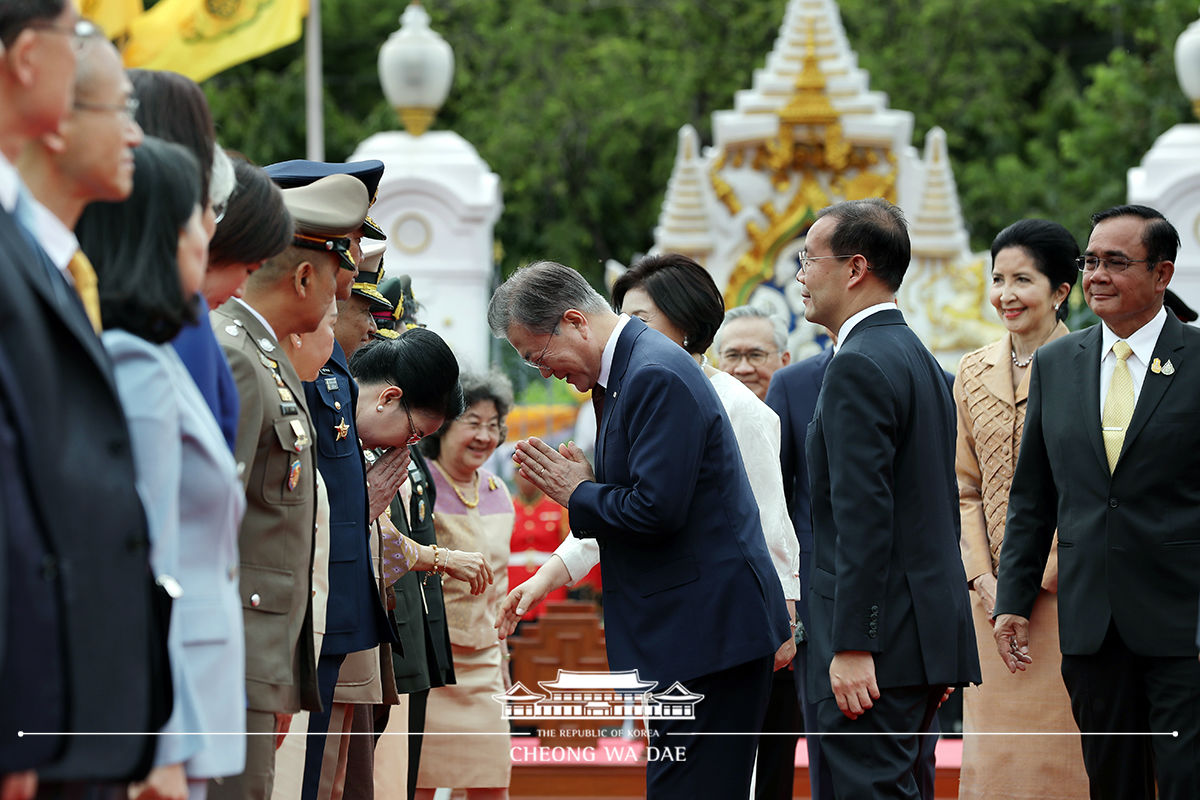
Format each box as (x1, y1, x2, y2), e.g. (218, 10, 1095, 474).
(489, 260, 790, 799)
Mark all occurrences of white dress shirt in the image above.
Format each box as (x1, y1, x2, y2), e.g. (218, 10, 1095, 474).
(597, 313, 631, 388)
(1098, 306, 1167, 412)
(834, 301, 898, 352)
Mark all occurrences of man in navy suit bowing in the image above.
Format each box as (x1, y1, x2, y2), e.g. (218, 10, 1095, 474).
(800, 199, 978, 799)
(489, 261, 790, 799)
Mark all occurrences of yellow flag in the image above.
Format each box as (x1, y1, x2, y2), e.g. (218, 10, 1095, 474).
(122, 0, 307, 83)
(75, 0, 143, 39)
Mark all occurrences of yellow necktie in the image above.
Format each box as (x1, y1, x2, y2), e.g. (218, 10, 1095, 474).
(67, 250, 102, 333)
(1102, 340, 1134, 472)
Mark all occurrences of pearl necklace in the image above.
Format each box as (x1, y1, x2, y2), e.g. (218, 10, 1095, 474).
(434, 460, 480, 508)
(1011, 349, 1034, 368)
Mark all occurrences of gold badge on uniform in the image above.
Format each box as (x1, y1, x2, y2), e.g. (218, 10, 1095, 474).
(1151, 358, 1163, 374)
(290, 418, 311, 451)
(334, 418, 349, 441)
(287, 459, 302, 491)
(278, 387, 294, 402)
(258, 352, 278, 370)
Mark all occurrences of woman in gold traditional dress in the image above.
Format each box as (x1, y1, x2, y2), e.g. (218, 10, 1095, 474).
(954, 219, 1089, 800)
(415, 372, 515, 800)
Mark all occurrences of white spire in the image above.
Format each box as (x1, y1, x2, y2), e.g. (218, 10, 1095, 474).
(909, 126, 970, 260)
(652, 125, 715, 259)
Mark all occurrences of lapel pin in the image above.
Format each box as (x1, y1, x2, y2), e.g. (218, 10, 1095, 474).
(1151, 358, 1162, 374)
(1162, 359, 1176, 376)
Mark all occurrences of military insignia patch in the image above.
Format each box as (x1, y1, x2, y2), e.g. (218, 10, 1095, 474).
(287, 459, 302, 491)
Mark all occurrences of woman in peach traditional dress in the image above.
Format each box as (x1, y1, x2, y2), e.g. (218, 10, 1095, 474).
(954, 219, 1089, 800)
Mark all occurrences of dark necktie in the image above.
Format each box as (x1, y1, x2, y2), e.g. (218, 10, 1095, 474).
(592, 383, 606, 427)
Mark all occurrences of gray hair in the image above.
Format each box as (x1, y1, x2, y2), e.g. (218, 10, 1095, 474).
(419, 369, 514, 460)
(714, 305, 788, 353)
(487, 260, 609, 336)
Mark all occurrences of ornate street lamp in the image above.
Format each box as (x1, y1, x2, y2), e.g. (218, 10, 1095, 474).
(378, 1, 455, 136)
(1175, 6, 1200, 119)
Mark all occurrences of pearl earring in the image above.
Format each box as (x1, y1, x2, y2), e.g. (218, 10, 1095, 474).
(376, 405, 384, 412)
(1053, 302, 1060, 310)
(683, 336, 690, 348)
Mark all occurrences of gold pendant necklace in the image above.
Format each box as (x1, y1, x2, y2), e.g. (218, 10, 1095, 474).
(435, 460, 480, 508)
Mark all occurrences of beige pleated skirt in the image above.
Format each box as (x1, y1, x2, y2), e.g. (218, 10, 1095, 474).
(958, 589, 1090, 799)
(416, 643, 511, 789)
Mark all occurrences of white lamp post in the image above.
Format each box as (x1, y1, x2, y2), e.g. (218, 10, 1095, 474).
(1177, 7, 1200, 120)
(377, 2, 455, 136)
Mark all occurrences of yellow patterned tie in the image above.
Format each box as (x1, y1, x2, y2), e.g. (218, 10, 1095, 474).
(67, 250, 102, 333)
(1102, 340, 1134, 472)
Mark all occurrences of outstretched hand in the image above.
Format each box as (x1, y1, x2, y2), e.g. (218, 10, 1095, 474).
(442, 549, 493, 595)
(512, 438, 594, 507)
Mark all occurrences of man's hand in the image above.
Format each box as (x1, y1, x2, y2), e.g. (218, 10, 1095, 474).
(441, 549, 493, 595)
(274, 713, 292, 750)
(972, 573, 998, 621)
(829, 650, 880, 720)
(773, 636, 797, 671)
(1, 771, 37, 800)
(128, 763, 186, 800)
(993, 614, 1033, 673)
(366, 447, 412, 521)
(512, 438, 594, 507)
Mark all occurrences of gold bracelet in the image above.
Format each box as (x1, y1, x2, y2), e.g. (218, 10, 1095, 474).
(423, 544, 441, 586)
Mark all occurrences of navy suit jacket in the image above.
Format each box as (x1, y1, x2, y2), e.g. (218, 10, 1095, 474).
(172, 295, 240, 452)
(805, 309, 979, 701)
(765, 346, 833, 629)
(303, 343, 394, 655)
(0, 208, 166, 779)
(569, 318, 790, 685)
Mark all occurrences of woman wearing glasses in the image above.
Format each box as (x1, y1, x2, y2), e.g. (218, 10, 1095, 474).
(954, 219, 1088, 800)
(415, 371, 516, 800)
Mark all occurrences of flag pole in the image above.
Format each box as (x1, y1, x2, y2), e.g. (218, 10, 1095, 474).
(305, 0, 324, 161)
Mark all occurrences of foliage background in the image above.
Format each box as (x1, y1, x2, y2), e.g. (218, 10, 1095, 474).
(191, 0, 1197, 384)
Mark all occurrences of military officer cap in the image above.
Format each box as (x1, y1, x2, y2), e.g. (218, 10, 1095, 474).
(378, 274, 425, 331)
(352, 241, 394, 313)
(265, 159, 386, 240)
(281, 174, 369, 272)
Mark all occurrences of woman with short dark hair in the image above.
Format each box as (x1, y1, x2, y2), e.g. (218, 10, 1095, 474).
(203, 154, 293, 309)
(78, 136, 246, 800)
(954, 218, 1088, 800)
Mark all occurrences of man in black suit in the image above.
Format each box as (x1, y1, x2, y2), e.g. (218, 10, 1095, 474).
(800, 199, 979, 799)
(0, 2, 167, 796)
(994, 205, 1200, 800)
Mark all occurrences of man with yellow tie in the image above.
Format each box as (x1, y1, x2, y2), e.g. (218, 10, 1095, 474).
(993, 205, 1200, 800)
(16, 34, 143, 331)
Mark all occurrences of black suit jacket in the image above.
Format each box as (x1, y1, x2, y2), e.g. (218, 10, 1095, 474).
(0, 344, 65, 772)
(765, 346, 833, 629)
(388, 447, 455, 693)
(0, 209, 166, 779)
(995, 314, 1200, 657)
(805, 310, 979, 700)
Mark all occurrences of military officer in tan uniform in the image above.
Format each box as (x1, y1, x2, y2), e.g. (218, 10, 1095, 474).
(210, 174, 371, 800)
